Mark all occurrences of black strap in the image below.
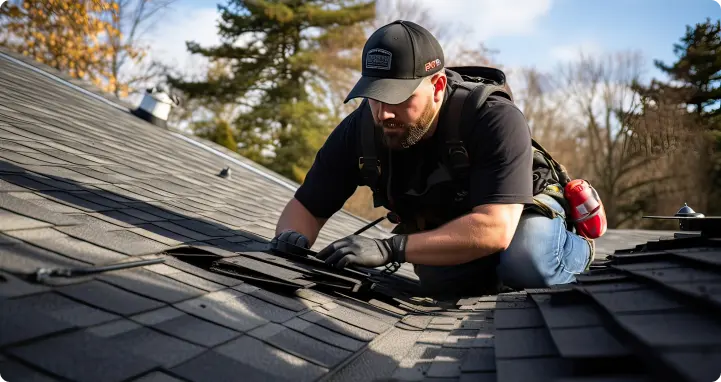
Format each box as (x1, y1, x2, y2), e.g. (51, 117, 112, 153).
(440, 83, 472, 179)
(358, 100, 381, 191)
(440, 82, 511, 179)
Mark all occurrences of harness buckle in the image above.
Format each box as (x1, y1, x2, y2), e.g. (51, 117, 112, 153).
(445, 141, 470, 173)
(358, 157, 381, 174)
(359, 156, 382, 192)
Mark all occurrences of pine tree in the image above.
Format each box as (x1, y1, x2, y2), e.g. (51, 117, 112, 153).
(641, 18, 721, 214)
(168, 0, 375, 182)
(654, 18, 721, 118)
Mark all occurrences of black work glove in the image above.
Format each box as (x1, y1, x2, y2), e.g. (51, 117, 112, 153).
(272, 229, 310, 249)
(315, 234, 408, 269)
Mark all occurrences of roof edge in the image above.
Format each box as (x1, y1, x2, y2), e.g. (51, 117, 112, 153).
(0, 47, 136, 111)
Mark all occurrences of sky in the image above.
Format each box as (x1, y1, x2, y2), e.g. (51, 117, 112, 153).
(140, 0, 721, 91)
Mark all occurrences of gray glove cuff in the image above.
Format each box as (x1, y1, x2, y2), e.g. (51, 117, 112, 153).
(383, 234, 408, 263)
(276, 230, 310, 249)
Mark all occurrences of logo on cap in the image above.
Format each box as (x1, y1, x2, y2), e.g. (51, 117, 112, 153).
(366, 48, 392, 70)
(425, 58, 442, 72)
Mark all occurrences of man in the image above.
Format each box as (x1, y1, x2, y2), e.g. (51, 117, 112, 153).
(273, 20, 594, 297)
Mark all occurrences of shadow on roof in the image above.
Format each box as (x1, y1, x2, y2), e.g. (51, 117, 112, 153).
(0, 159, 426, 381)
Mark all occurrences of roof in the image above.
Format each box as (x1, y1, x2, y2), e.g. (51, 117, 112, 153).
(1, 47, 720, 382)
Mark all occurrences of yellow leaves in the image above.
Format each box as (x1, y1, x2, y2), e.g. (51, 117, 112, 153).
(0, 0, 147, 94)
(33, 31, 46, 42)
(116, 83, 130, 98)
(8, 5, 22, 17)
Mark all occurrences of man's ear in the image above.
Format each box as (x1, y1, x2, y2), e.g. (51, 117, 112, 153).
(432, 73, 447, 102)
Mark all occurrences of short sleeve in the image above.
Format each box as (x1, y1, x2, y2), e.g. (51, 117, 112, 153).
(466, 96, 535, 207)
(293, 108, 361, 219)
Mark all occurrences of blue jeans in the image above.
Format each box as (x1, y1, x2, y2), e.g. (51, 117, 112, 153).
(412, 194, 592, 296)
(496, 194, 592, 289)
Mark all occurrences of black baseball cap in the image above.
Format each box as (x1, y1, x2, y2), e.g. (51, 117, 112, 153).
(344, 20, 445, 105)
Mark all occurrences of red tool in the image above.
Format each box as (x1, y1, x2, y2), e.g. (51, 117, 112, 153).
(564, 179, 607, 239)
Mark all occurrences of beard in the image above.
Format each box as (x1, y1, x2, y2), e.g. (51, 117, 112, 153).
(379, 101, 437, 150)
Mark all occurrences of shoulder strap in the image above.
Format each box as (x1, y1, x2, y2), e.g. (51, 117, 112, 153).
(440, 81, 512, 179)
(357, 100, 381, 189)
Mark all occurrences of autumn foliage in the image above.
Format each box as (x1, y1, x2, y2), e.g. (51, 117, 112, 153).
(0, 0, 144, 97)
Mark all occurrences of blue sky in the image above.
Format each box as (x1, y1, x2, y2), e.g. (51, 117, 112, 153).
(146, 0, 721, 86)
(484, 0, 721, 80)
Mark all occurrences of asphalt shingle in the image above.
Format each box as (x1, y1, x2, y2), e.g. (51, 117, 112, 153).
(0, 356, 60, 382)
(6, 330, 160, 382)
(0, 192, 81, 225)
(88, 320, 206, 368)
(248, 322, 352, 368)
(0, 298, 75, 347)
(57, 280, 166, 316)
(173, 289, 271, 332)
(12, 291, 120, 327)
(56, 225, 170, 256)
(97, 267, 208, 303)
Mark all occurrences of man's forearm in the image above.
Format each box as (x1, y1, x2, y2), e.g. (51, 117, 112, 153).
(403, 210, 514, 266)
(275, 198, 327, 246)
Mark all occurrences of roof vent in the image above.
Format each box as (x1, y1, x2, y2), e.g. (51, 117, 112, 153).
(675, 202, 704, 218)
(131, 86, 180, 129)
(218, 166, 231, 179)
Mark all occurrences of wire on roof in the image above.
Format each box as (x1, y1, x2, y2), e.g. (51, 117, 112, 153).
(32, 258, 165, 283)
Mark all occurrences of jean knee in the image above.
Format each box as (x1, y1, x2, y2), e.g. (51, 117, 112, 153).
(559, 232, 592, 275)
(497, 213, 564, 288)
(498, 208, 586, 288)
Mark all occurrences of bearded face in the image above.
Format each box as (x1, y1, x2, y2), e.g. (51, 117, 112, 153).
(378, 97, 437, 150)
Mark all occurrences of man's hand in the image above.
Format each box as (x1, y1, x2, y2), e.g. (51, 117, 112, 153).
(273, 229, 310, 249)
(316, 234, 408, 269)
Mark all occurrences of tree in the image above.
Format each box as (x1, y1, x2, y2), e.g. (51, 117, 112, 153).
(168, 60, 234, 148)
(654, 18, 721, 118)
(168, 0, 376, 183)
(643, 17, 721, 215)
(553, 50, 692, 228)
(0, 0, 166, 98)
(107, 0, 176, 98)
(628, 79, 708, 223)
(514, 67, 585, 175)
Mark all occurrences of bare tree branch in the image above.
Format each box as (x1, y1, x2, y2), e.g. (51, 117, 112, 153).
(109, 0, 177, 97)
(617, 175, 677, 199)
(547, 49, 695, 228)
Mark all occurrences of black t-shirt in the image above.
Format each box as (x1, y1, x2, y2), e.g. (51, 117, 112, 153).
(294, 70, 535, 220)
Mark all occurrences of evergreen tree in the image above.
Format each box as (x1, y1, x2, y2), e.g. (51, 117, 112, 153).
(654, 17, 721, 118)
(638, 18, 721, 214)
(167, 0, 375, 182)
